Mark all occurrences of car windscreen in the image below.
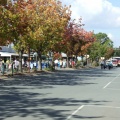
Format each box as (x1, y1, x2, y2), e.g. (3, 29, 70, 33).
(113, 58, 120, 60)
(112, 60, 117, 62)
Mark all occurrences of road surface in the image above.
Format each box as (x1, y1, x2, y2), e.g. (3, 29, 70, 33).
(0, 67, 120, 120)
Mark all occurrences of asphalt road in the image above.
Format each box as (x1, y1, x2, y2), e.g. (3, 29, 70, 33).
(0, 66, 120, 120)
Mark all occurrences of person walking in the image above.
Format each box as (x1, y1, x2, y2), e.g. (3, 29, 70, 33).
(14, 59, 19, 72)
(1, 59, 5, 75)
(100, 59, 106, 69)
(6, 59, 10, 72)
(108, 61, 113, 70)
(59, 60, 63, 68)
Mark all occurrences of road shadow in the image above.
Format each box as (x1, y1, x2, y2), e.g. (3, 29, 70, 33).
(0, 86, 108, 120)
(0, 67, 114, 87)
(0, 67, 113, 119)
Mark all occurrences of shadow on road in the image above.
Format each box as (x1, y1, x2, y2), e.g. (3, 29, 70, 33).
(0, 67, 111, 120)
(0, 67, 112, 86)
(0, 86, 108, 120)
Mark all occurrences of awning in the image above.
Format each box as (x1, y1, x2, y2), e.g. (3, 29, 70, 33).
(0, 52, 28, 57)
(61, 53, 67, 57)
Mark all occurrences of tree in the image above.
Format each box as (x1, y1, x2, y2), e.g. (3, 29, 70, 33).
(113, 47, 120, 57)
(0, 5, 9, 46)
(56, 18, 95, 67)
(0, 0, 71, 71)
(88, 32, 113, 62)
(0, 0, 7, 6)
(1, 0, 35, 72)
(26, 0, 71, 70)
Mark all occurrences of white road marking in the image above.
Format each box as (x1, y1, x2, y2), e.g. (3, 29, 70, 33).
(66, 104, 120, 120)
(103, 73, 120, 89)
(103, 82, 111, 89)
(66, 105, 84, 120)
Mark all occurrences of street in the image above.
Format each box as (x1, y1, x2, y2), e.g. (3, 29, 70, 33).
(0, 67, 120, 120)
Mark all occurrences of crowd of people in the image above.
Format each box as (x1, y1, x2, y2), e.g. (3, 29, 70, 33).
(0, 58, 77, 75)
(100, 59, 113, 70)
(54, 59, 76, 69)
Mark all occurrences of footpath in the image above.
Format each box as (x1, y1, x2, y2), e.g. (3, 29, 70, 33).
(0, 66, 96, 80)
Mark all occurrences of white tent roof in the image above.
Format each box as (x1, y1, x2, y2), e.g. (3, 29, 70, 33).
(0, 52, 18, 57)
(0, 52, 28, 57)
(61, 53, 67, 57)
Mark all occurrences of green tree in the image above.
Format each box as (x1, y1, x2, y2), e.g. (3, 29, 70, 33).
(88, 32, 113, 62)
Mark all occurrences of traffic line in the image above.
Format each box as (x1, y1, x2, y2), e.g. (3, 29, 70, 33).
(66, 104, 120, 120)
(66, 105, 84, 120)
(103, 82, 111, 89)
(103, 73, 120, 89)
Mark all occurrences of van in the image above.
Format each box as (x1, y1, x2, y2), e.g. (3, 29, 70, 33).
(112, 57, 120, 66)
(111, 59, 118, 67)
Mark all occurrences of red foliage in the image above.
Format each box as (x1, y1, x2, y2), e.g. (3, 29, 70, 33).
(53, 52, 62, 59)
(60, 18, 95, 56)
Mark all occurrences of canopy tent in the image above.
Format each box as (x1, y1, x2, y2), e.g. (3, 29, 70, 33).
(0, 52, 19, 57)
(0, 52, 28, 57)
(0, 52, 28, 62)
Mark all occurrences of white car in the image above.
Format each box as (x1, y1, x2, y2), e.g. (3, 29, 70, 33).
(106, 59, 117, 67)
(112, 57, 120, 66)
(106, 60, 113, 68)
(111, 59, 118, 67)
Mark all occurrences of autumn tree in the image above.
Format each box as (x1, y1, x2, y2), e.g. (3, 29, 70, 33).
(0, 0, 7, 6)
(0, 0, 35, 72)
(26, 0, 71, 70)
(56, 18, 95, 67)
(0, 0, 71, 71)
(0, 3, 8, 46)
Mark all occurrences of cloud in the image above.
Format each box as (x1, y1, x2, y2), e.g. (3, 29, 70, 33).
(107, 33, 113, 39)
(60, 0, 120, 47)
(61, 0, 120, 29)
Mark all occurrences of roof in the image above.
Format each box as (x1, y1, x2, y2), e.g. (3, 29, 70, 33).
(0, 52, 28, 57)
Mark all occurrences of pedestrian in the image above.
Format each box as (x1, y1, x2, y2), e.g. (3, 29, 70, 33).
(72, 60, 75, 68)
(62, 60, 66, 68)
(59, 60, 63, 68)
(6, 59, 10, 72)
(100, 59, 106, 69)
(1, 59, 5, 75)
(14, 59, 19, 72)
(100, 60, 104, 69)
(108, 61, 112, 70)
(54, 59, 59, 69)
(103, 60, 106, 69)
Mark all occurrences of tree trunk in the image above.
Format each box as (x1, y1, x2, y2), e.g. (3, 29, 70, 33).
(19, 50, 23, 73)
(51, 58, 55, 70)
(38, 52, 42, 71)
(75, 55, 77, 64)
(28, 47, 30, 73)
(66, 56, 69, 68)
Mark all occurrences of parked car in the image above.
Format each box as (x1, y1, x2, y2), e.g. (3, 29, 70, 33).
(112, 57, 120, 66)
(106, 60, 113, 68)
(111, 59, 118, 67)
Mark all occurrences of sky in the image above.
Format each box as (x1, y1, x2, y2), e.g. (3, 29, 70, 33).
(60, 0, 120, 48)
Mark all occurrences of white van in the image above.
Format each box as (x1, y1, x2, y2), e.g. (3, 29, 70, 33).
(111, 59, 118, 67)
(112, 57, 120, 66)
